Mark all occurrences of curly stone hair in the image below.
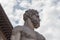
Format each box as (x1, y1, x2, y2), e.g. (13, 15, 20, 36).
(23, 9, 39, 21)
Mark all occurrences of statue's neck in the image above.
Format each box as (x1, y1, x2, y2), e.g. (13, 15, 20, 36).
(24, 18, 34, 30)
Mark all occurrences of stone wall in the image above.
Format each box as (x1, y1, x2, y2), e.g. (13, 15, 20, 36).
(0, 4, 13, 40)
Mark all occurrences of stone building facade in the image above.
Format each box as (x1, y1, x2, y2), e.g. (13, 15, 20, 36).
(0, 4, 13, 40)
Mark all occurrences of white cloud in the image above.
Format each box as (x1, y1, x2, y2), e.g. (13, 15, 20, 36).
(0, 0, 60, 40)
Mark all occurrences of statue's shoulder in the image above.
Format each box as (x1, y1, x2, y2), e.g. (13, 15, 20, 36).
(14, 25, 23, 30)
(13, 25, 24, 33)
(35, 32, 46, 40)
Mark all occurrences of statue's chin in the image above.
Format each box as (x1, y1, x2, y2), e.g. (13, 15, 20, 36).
(31, 19, 40, 28)
(34, 24, 40, 28)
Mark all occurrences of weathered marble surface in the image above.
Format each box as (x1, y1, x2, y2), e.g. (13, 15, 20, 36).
(11, 9, 45, 40)
(11, 26, 45, 40)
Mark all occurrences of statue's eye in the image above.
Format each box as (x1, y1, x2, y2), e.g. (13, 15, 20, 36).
(37, 16, 39, 18)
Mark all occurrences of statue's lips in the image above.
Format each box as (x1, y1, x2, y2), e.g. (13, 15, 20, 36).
(33, 21, 40, 27)
(36, 23, 40, 27)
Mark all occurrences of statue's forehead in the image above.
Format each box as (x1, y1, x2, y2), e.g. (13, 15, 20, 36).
(33, 13, 39, 17)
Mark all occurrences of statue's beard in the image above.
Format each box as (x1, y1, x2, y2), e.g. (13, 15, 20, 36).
(31, 19, 39, 28)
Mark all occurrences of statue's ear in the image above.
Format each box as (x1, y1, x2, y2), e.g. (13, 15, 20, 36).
(27, 18, 33, 25)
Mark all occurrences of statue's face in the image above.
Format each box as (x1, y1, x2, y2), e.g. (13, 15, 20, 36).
(31, 13, 40, 28)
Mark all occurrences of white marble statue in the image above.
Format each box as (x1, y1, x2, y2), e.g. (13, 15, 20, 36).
(11, 9, 45, 40)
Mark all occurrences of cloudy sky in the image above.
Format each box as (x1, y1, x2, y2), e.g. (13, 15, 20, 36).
(0, 0, 60, 40)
